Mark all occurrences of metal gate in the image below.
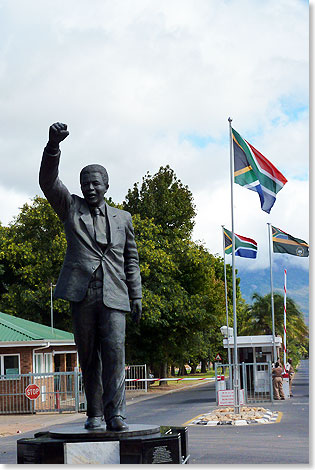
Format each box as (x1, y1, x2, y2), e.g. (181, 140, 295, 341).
(241, 362, 273, 403)
(0, 365, 148, 414)
(125, 364, 147, 392)
(215, 362, 273, 404)
(0, 371, 85, 414)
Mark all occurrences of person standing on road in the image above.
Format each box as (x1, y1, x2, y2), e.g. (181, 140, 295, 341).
(286, 358, 295, 397)
(272, 362, 285, 400)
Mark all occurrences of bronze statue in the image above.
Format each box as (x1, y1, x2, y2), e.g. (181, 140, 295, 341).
(39, 122, 142, 431)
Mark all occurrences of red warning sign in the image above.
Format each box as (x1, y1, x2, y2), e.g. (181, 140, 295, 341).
(215, 354, 222, 361)
(25, 384, 40, 400)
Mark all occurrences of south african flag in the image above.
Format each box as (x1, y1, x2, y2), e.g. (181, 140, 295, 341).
(232, 128, 287, 213)
(224, 228, 258, 259)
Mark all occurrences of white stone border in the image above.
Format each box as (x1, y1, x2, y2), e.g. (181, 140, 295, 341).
(188, 409, 279, 426)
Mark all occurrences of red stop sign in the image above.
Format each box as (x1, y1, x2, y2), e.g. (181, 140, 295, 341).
(25, 384, 40, 400)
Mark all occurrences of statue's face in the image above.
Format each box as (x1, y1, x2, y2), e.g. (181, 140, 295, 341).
(81, 171, 109, 207)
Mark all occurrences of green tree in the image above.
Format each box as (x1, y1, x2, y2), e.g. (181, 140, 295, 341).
(125, 214, 189, 377)
(123, 166, 241, 375)
(123, 165, 196, 240)
(0, 196, 70, 330)
(0, 167, 236, 377)
(125, 216, 229, 376)
(240, 292, 308, 366)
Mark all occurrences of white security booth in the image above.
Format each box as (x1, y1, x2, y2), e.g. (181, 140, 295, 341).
(223, 334, 282, 364)
(220, 333, 283, 402)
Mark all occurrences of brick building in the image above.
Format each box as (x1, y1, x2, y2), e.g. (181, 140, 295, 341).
(0, 311, 78, 413)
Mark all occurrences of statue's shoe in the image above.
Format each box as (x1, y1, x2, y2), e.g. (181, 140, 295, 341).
(107, 416, 129, 432)
(84, 416, 104, 429)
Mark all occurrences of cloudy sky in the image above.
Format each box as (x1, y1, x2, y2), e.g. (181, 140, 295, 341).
(0, 0, 309, 277)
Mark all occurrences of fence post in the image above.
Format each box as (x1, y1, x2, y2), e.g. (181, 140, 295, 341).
(74, 368, 79, 412)
(144, 364, 148, 393)
(29, 372, 35, 414)
(242, 362, 248, 404)
(215, 362, 218, 405)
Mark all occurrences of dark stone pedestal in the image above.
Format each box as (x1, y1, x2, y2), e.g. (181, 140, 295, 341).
(17, 423, 189, 464)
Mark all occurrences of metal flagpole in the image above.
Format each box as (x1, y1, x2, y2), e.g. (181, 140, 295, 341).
(267, 223, 277, 364)
(222, 225, 232, 383)
(284, 269, 287, 370)
(228, 117, 240, 414)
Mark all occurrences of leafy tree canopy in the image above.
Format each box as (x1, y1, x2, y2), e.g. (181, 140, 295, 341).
(0, 167, 241, 374)
(239, 292, 308, 366)
(123, 165, 196, 240)
(0, 196, 70, 330)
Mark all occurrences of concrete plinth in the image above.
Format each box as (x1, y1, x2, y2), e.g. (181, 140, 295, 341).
(17, 423, 189, 464)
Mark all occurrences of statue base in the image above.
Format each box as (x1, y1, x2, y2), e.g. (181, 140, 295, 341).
(17, 423, 189, 464)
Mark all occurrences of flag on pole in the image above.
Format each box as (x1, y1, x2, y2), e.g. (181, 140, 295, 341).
(272, 226, 309, 257)
(224, 228, 258, 258)
(232, 128, 287, 213)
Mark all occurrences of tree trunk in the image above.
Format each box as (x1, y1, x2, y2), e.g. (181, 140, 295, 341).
(159, 362, 168, 386)
(201, 359, 208, 374)
(170, 364, 176, 376)
(190, 363, 197, 374)
(178, 364, 188, 376)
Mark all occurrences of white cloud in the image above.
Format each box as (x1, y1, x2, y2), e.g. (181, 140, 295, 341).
(0, 185, 32, 226)
(0, 0, 309, 272)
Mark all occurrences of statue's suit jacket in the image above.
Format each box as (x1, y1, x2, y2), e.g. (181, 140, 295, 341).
(39, 148, 142, 311)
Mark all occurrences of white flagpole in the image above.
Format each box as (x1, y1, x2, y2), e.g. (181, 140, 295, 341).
(268, 223, 277, 364)
(284, 269, 287, 370)
(228, 117, 240, 414)
(222, 225, 232, 372)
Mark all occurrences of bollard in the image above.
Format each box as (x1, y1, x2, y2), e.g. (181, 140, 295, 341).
(56, 390, 60, 410)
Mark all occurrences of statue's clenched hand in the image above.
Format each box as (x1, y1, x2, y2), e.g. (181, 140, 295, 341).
(48, 122, 69, 147)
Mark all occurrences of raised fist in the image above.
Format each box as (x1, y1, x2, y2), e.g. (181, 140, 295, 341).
(48, 122, 69, 146)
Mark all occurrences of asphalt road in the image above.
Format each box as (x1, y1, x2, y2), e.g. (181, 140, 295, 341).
(127, 359, 309, 464)
(0, 360, 309, 464)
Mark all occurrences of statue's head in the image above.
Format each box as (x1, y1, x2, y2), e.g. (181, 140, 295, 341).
(80, 164, 109, 207)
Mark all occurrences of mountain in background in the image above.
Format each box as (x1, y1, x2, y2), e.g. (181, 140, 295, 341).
(237, 260, 309, 326)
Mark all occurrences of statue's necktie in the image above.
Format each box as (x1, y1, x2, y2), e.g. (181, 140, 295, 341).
(92, 207, 107, 249)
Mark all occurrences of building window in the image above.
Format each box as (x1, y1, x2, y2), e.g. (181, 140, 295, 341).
(0, 354, 20, 377)
(44, 353, 53, 373)
(34, 353, 53, 373)
(34, 353, 43, 373)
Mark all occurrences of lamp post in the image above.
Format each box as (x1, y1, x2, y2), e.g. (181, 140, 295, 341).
(50, 283, 56, 334)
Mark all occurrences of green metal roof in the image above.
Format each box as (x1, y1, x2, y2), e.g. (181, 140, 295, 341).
(0, 311, 74, 342)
